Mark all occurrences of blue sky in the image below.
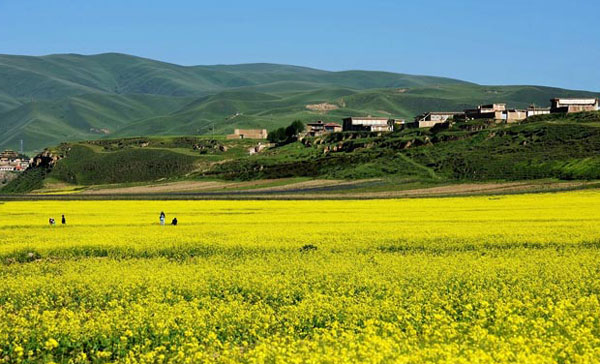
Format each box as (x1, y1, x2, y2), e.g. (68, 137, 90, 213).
(1, 0, 598, 90)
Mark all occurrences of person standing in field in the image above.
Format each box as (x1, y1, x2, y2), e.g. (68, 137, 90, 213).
(171, 217, 178, 226)
(160, 211, 166, 226)
(61, 215, 66, 225)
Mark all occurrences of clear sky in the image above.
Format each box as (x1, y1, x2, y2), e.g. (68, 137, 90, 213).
(1, 0, 598, 91)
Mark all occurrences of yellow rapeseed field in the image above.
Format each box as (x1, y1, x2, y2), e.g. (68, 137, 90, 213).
(1, 191, 600, 363)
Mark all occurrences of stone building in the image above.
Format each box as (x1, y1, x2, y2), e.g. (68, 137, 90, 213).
(324, 122, 342, 133)
(504, 109, 528, 123)
(305, 121, 342, 136)
(464, 104, 506, 121)
(412, 112, 464, 128)
(226, 129, 268, 140)
(306, 121, 327, 136)
(550, 98, 599, 113)
(342, 117, 395, 132)
(526, 105, 551, 117)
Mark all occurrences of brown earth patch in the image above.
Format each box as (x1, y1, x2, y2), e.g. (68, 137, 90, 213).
(245, 179, 373, 192)
(29, 179, 599, 199)
(80, 179, 353, 195)
(305, 103, 339, 112)
(285, 181, 597, 199)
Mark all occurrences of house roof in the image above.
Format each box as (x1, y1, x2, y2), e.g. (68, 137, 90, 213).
(324, 123, 341, 127)
(236, 129, 267, 133)
(343, 117, 390, 121)
(427, 111, 464, 115)
(551, 98, 599, 104)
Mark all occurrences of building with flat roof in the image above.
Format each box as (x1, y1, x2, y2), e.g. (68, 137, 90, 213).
(412, 111, 464, 128)
(342, 117, 395, 132)
(505, 109, 527, 123)
(324, 122, 342, 133)
(305, 121, 342, 136)
(526, 105, 551, 117)
(550, 98, 599, 113)
(0, 150, 19, 160)
(465, 104, 506, 121)
(306, 121, 326, 136)
(226, 129, 268, 140)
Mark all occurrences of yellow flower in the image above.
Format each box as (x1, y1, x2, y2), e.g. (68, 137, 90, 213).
(44, 338, 59, 351)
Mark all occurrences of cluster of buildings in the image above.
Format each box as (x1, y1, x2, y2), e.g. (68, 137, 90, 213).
(223, 97, 599, 141)
(306, 118, 399, 136)
(0, 150, 30, 172)
(305, 117, 399, 134)
(306, 98, 599, 135)
(412, 98, 599, 128)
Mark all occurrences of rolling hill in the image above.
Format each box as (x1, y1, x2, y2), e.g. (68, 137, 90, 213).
(0, 53, 598, 152)
(3, 111, 600, 194)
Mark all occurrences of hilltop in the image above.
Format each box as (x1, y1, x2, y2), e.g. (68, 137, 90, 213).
(3, 111, 599, 196)
(1, 53, 598, 152)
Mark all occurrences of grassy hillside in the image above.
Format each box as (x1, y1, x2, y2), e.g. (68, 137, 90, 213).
(0, 94, 195, 151)
(111, 85, 600, 139)
(0, 53, 469, 100)
(203, 113, 600, 182)
(3, 112, 599, 194)
(51, 145, 198, 185)
(0, 53, 598, 152)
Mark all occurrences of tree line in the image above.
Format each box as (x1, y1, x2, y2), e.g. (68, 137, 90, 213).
(267, 121, 305, 144)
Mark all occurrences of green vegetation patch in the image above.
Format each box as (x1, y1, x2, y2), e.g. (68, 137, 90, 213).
(51, 145, 199, 185)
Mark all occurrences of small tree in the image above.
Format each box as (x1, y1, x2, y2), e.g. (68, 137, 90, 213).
(285, 120, 305, 138)
(268, 121, 305, 145)
(267, 128, 286, 143)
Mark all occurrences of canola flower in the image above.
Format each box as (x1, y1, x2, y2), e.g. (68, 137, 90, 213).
(0, 191, 599, 363)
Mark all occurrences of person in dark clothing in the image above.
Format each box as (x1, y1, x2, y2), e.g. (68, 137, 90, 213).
(61, 215, 66, 225)
(171, 217, 178, 226)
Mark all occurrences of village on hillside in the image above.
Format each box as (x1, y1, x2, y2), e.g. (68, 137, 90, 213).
(225, 97, 599, 140)
(0, 150, 30, 172)
(1, 97, 598, 177)
(0, 149, 31, 186)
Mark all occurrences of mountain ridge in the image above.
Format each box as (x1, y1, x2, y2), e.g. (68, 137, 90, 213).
(0, 53, 598, 152)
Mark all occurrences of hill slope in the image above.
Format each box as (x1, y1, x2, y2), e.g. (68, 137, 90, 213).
(3, 112, 599, 194)
(0, 53, 470, 101)
(0, 53, 598, 152)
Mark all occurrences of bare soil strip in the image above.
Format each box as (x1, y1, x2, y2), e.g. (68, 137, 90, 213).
(279, 181, 597, 199)
(245, 179, 377, 192)
(4, 180, 597, 200)
(77, 179, 372, 195)
(84, 181, 231, 194)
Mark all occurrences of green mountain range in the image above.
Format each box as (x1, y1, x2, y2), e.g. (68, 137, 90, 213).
(1, 53, 598, 151)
